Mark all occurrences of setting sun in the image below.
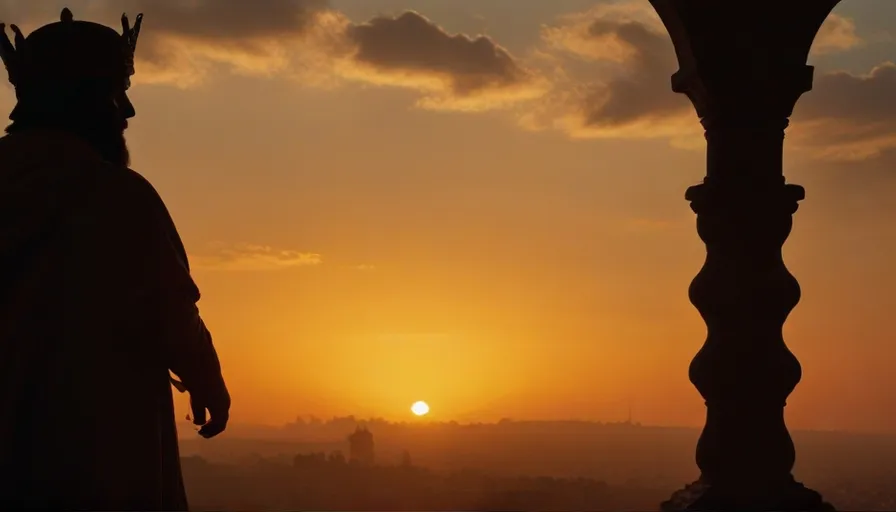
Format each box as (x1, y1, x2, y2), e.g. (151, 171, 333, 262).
(411, 401, 430, 416)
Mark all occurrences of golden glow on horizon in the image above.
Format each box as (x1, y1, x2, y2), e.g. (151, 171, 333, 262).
(411, 401, 430, 416)
(10, 0, 890, 435)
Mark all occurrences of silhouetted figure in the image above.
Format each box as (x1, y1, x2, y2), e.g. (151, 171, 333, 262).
(0, 9, 230, 511)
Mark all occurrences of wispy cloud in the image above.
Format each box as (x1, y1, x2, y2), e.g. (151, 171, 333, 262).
(810, 13, 863, 56)
(192, 242, 322, 271)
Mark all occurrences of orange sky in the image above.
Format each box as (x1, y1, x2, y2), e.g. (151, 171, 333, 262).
(1, 0, 895, 433)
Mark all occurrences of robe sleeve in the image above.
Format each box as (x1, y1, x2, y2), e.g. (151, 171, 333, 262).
(111, 169, 226, 398)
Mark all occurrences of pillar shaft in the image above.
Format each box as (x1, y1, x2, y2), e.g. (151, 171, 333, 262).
(648, 1, 842, 510)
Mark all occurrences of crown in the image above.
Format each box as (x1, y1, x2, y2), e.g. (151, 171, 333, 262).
(0, 7, 144, 88)
(120, 10, 144, 77)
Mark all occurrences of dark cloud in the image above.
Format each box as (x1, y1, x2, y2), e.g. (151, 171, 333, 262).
(108, 0, 330, 83)
(341, 11, 544, 109)
(534, 3, 895, 155)
(530, 4, 695, 142)
(798, 63, 896, 122)
(0, 0, 330, 86)
(790, 62, 896, 161)
(0, 0, 328, 38)
(577, 19, 685, 127)
(347, 11, 530, 97)
(126, 0, 327, 40)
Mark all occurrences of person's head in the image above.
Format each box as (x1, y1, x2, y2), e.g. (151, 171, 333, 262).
(0, 8, 143, 167)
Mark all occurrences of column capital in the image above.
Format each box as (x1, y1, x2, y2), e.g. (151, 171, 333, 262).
(649, 0, 841, 122)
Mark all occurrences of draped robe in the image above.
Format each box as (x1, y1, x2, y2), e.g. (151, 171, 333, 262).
(0, 129, 226, 511)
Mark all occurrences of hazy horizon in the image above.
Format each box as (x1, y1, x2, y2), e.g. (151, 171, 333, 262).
(177, 414, 896, 439)
(2, 0, 895, 434)
(172, 415, 896, 509)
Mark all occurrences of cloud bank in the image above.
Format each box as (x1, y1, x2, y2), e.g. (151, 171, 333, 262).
(792, 62, 896, 161)
(2, 0, 545, 111)
(1, 1, 892, 160)
(525, 2, 697, 146)
(528, 4, 894, 160)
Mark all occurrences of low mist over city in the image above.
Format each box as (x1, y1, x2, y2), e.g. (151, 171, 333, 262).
(177, 417, 896, 510)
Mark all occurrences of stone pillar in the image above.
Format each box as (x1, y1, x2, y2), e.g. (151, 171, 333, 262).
(647, 1, 841, 510)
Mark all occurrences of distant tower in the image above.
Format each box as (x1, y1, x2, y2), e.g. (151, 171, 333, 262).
(348, 425, 375, 466)
(400, 449, 412, 468)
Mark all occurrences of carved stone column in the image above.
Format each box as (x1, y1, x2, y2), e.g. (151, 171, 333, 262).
(647, 1, 841, 510)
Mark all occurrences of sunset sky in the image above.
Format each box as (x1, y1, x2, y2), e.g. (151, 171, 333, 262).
(1, 0, 895, 433)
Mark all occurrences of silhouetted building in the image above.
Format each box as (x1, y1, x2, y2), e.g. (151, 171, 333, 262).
(400, 450, 413, 468)
(293, 452, 326, 469)
(348, 425, 375, 466)
(328, 450, 347, 465)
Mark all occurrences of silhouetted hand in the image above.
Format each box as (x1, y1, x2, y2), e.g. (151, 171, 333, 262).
(189, 383, 230, 439)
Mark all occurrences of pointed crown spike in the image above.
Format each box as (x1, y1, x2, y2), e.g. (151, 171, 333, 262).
(120, 12, 143, 76)
(121, 12, 143, 53)
(61, 8, 74, 23)
(0, 23, 20, 85)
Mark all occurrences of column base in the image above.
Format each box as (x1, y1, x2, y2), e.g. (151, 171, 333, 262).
(660, 478, 836, 512)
